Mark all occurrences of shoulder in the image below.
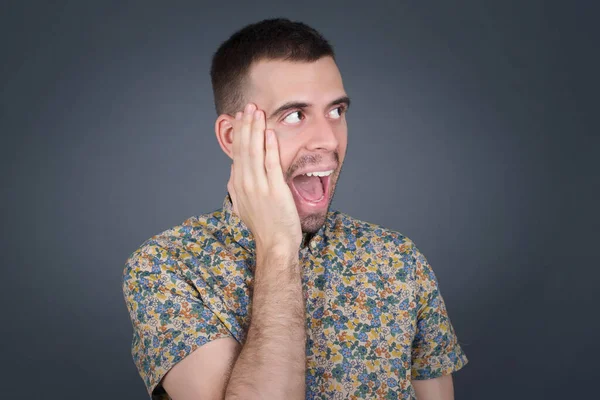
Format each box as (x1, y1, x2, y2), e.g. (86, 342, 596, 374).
(326, 209, 440, 297)
(122, 208, 226, 278)
(326, 209, 420, 256)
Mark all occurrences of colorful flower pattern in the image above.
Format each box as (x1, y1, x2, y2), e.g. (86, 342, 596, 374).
(122, 194, 468, 399)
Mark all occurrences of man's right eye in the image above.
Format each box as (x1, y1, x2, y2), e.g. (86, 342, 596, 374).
(283, 111, 303, 124)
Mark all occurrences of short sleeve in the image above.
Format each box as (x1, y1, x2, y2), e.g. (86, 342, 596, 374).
(122, 245, 233, 398)
(410, 245, 468, 379)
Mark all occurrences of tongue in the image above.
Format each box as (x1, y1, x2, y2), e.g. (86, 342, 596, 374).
(293, 175, 323, 202)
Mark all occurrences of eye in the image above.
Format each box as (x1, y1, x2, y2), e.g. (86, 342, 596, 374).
(283, 111, 304, 124)
(328, 105, 346, 119)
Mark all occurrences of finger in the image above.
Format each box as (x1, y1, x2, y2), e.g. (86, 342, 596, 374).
(264, 129, 286, 189)
(239, 103, 256, 191)
(231, 111, 242, 159)
(250, 109, 268, 192)
(231, 111, 243, 187)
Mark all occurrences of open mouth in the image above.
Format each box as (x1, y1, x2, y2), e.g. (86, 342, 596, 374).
(290, 170, 333, 204)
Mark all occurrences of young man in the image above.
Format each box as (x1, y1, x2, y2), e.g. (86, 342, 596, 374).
(122, 18, 468, 400)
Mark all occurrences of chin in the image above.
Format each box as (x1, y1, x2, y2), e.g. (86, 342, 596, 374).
(300, 211, 328, 234)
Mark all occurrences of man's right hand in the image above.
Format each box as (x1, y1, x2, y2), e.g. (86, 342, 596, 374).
(227, 103, 303, 251)
(164, 102, 306, 400)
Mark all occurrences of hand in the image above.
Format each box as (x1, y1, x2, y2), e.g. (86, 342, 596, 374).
(227, 103, 302, 251)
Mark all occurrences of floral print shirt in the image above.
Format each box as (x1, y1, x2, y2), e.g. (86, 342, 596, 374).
(122, 194, 468, 399)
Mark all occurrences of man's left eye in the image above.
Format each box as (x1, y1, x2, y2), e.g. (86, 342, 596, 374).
(328, 106, 344, 119)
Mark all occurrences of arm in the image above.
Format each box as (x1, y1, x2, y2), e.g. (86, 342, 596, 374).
(162, 338, 240, 400)
(163, 245, 305, 400)
(225, 244, 305, 398)
(413, 374, 454, 400)
(163, 103, 305, 399)
(224, 103, 306, 398)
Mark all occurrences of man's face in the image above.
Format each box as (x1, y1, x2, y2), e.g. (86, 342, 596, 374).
(247, 56, 349, 233)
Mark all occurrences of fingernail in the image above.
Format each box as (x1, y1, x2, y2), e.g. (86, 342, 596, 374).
(235, 112, 242, 120)
(254, 110, 261, 120)
(245, 103, 253, 113)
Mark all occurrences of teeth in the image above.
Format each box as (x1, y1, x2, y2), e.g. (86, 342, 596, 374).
(305, 170, 334, 177)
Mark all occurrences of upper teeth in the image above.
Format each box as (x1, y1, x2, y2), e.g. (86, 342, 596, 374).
(304, 170, 334, 177)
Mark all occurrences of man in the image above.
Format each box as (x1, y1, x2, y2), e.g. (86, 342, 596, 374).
(122, 18, 468, 400)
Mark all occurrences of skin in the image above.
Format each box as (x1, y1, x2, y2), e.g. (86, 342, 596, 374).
(161, 56, 454, 399)
(413, 375, 455, 399)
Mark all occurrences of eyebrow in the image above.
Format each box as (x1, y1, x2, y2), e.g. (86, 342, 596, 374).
(267, 95, 351, 119)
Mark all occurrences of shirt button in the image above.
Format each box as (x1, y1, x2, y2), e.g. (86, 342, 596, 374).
(310, 241, 317, 249)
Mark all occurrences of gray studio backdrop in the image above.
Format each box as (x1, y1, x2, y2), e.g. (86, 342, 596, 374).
(2, 1, 598, 399)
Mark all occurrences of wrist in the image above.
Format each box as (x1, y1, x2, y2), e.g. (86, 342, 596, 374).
(256, 240, 299, 258)
(255, 242, 300, 275)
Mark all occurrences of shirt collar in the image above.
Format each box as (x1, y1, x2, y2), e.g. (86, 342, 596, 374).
(221, 192, 328, 255)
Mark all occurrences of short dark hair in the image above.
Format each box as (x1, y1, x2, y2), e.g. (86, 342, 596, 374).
(210, 18, 335, 115)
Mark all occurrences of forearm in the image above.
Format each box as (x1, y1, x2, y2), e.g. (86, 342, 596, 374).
(225, 245, 306, 399)
(413, 375, 454, 400)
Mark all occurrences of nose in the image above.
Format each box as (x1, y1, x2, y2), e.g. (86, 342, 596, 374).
(304, 114, 339, 152)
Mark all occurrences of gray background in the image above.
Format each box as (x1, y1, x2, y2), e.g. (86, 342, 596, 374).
(1, 1, 598, 399)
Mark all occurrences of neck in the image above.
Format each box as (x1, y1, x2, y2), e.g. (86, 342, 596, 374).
(301, 232, 313, 248)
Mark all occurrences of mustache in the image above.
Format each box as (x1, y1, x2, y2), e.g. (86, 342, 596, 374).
(286, 152, 339, 180)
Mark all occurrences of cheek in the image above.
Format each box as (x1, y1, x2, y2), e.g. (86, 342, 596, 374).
(335, 126, 348, 153)
(274, 136, 296, 176)
(337, 127, 348, 143)
(266, 120, 300, 151)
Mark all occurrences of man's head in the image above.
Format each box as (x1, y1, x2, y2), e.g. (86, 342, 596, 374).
(212, 18, 349, 234)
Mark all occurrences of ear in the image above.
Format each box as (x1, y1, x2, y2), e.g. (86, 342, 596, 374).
(214, 113, 235, 160)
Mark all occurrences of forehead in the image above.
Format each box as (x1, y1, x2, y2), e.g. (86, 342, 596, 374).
(247, 57, 345, 109)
